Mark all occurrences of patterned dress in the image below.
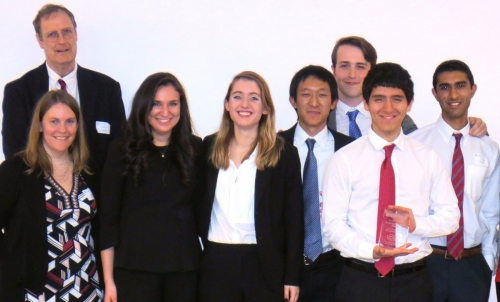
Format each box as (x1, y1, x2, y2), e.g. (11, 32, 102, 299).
(25, 173, 103, 302)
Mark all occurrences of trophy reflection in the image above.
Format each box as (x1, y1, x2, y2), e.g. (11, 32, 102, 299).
(378, 208, 409, 249)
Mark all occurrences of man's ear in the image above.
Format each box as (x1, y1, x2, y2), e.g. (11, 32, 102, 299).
(36, 34, 44, 49)
(407, 99, 414, 112)
(289, 97, 297, 109)
(331, 99, 338, 110)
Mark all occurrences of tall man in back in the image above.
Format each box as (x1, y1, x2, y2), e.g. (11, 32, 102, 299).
(327, 36, 485, 139)
(2, 4, 126, 172)
(279, 65, 354, 301)
(410, 60, 499, 302)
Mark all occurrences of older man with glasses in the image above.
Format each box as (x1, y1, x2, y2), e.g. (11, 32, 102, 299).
(2, 3, 126, 175)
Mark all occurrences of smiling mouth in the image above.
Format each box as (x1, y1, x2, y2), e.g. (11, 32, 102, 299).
(237, 111, 253, 116)
(447, 102, 461, 108)
(156, 118, 172, 123)
(53, 136, 70, 140)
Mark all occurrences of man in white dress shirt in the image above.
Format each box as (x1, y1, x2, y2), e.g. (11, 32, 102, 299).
(410, 60, 499, 302)
(322, 62, 460, 301)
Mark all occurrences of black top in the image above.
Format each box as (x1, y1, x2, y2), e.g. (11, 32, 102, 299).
(99, 137, 202, 273)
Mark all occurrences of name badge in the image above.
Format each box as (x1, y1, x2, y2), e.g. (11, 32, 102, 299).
(474, 153, 486, 165)
(96, 121, 110, 135)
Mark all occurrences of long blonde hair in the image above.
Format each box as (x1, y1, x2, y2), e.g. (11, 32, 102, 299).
(23, 90, 90, 175)
(210, 71, 283, 170)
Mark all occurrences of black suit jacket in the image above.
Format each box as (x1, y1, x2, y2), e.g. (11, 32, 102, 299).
(2, 63, 126, 172)
(0, 155, 98, 301)
(327, 107, 418, 135)
(278, 123, 354, 152)
(198, 134, 304, 289)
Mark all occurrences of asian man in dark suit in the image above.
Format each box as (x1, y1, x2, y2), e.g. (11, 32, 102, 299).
(2, 4, 125, 173)
(278, 65, 354, 301)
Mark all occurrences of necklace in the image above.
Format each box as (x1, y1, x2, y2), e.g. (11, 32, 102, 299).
(159, 146, 168, 158)
(53, 159, 73, 182)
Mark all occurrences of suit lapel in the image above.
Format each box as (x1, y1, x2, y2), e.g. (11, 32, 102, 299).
(76, 66, 97, 144)
(30, 64, 50, 106)
(255, 166, 272, 208)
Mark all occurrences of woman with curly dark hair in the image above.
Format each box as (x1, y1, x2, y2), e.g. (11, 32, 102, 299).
(99, 72, 202, 302)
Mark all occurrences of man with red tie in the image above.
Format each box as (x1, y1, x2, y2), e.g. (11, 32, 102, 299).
(322, 62, 460, 301)
(410, 60, 499, 302)
(2, 4, 125, 173)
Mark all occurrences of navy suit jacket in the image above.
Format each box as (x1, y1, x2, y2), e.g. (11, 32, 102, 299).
(198, 134, 304, 289)
(278, 123, 354, 152)
(2, 63, 126, 173)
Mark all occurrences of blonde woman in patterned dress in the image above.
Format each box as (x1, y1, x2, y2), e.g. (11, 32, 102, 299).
(0, 90, 102, 301)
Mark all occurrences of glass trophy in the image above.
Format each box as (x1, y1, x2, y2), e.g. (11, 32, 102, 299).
(378, 208, 409, 249)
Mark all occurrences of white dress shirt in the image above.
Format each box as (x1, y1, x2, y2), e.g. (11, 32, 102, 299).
(322, 129, 460, 264)
(208, 148, 258, 244)
(47, 63, 80, 104)
(294, 124, 335, 253)
(410, 116, 500, 270)
(335, 100, 371, 136)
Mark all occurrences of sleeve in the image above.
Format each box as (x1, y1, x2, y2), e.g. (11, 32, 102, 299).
(108, 81, 126, 141)
(0, 158, 23, 245)
(321, 153, 377, 261)
(479, 150, 500, 270)
(402, 114, 418, 135)
(412, 151, 460, 237)
(99, 140, 126, 250)
(2, 83, 31, 158)
(283, 145, 304, 286)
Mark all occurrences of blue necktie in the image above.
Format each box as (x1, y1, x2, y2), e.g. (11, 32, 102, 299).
(303, 138, 322, 261)
(347, 109, 362, 139)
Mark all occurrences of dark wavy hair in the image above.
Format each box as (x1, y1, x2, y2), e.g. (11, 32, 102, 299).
(123, 72, 197, 185)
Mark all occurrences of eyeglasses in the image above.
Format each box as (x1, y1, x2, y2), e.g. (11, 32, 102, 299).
(43, 28, 76, 43)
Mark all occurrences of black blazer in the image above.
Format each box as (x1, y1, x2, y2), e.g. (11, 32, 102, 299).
(99, 137, 202, 273)
(198, 134, 304, 289)
(0, 155, 98, 301)
(278, 123, 354, 151)
(327, 108, 418, 135)
(2, 63, 126, 172)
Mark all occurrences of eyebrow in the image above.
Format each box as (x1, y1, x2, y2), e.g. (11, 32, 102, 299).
(232, 91, 261, 96)
(338, 60, 368, 65)
(371, 94, 406, 98)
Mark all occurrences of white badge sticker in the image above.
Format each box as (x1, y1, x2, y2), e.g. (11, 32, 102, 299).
(96, 121, 111, 135)
(474, 153, 486, 165)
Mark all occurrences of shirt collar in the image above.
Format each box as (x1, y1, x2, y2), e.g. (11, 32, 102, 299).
(295, 123, 330, 150)
(368, 128, 405, 151)
(336, 99, 370, 119)
(46, 62, 78, 81)
(436, 115, 470, 144)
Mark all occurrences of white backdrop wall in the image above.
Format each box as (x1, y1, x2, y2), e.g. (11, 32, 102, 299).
(2, 0, 499, 153)
(2, 1, 500, 299)
(0, 0, 500, 157)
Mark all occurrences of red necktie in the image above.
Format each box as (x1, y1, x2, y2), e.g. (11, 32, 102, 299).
(58, 79, 67, 91)
(447, 133, 464, 259)
(375, 144, 396, 276)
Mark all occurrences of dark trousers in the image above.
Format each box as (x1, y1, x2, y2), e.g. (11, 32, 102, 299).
(427, 252, 492, 302)
(199, 242, 282, 302)
(298, 249, 344, 302)
(114, 267, 198, 302)
(335, 260, 433, 302)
